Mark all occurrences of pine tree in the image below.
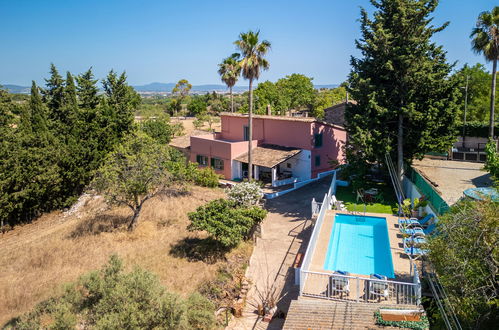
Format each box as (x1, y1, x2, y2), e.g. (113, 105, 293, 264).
(347, 0, 460, 178)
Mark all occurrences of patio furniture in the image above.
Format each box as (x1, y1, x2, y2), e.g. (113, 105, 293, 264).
(403, 238, 428, 258)
(356, 188, 365, 202)
(328, 271, 350, 298)
(364, 188, 379, 195)
(398, 214, 434, 228)
(400, 223, 437, 237)
(374, 192, 384, 203)
(403, 236, 426, 247)
(368, 274, 389, 301)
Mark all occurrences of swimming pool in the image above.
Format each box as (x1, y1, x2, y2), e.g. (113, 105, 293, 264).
(323, 214, 394, 278)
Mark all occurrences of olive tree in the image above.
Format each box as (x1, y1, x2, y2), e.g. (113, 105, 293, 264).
(92, 133, 174, 231)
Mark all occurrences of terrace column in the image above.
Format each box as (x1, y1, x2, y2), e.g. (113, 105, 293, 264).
(254, 165, 259, 180)
(271, 167, 277, 187)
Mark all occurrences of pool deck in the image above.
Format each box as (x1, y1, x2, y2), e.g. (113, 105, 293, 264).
(309, 210, 411, 279)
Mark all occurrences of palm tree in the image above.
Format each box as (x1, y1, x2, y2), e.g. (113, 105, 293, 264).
(234, 30, 271, 180)
(471, 6, 499, 139)
(218, 53, 241, 113)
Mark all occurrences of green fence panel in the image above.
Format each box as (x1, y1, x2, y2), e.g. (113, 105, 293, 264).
(408, 167, 450, 215)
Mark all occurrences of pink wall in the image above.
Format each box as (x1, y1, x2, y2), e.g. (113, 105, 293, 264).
(221, 116, 313, 149)
(310, 122, 347, 178)
(190, 134, 257, 179)
(194, 115, 347, 180)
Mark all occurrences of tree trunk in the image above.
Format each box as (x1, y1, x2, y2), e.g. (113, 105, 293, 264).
(128, 206, 141, 231)
(397, 113, 404, 182)
(489, 58, 497, 139)
(230, 86, 234, 113)
(248, 78, 254, 180)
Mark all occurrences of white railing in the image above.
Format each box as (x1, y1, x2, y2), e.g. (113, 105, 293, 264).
(301, 270, 421, 306)
(300, 191, 330, 295)
(311, 198, 322, 217)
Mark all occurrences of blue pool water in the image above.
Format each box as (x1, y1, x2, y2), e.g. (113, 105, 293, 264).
(323, 214, 394, 278)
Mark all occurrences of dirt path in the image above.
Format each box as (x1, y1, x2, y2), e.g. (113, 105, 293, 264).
(227, 176, 332, 330)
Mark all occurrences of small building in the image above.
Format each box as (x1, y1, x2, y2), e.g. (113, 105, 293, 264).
(189, 112, 347, 186)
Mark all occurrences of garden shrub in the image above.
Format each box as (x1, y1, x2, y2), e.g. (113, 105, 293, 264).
(194, 167, 220, 188)
(188, 199, 267, 247)
(8, 255, 215, 330)
(227, 181, 264, 207)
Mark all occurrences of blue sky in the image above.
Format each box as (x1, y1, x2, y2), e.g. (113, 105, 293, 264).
(0, 0, 497, 86)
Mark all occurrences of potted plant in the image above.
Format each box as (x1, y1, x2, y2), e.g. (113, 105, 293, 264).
(413, 197, 428, 217)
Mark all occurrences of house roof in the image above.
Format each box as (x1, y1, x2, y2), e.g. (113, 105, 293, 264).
(323, 100, 357, 112)
(220, 112, 346, 131)
(169, 130, 210, 149)
(234, 144, 302, 168)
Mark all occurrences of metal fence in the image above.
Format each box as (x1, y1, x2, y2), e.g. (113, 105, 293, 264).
(300, 270, 421, 306)
(407, 167, 450, 215)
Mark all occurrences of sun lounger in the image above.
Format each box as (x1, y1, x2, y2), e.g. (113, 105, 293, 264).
(368, 274, 389, 301)
(398, 214, 434, 228)
(403, 236, 426, 246)
(400, 222, 437, 236)
(329, 271, 350, 298)
(404, 243, 428, 257)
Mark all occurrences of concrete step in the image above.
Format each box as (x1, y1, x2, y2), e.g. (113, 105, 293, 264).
(283, 299, 417, 329)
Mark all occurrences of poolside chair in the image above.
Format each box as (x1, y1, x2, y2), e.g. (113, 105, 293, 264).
(403, 236, 426, 247)
(328, 271, 350, 298)
(368, 274, 389, 301)
(403, 239, 428, 258)
(398, 214, 434, 228)
(400, 223, 437, 237)
(374, 192, 384, 204)
(356, 189, 364, 202)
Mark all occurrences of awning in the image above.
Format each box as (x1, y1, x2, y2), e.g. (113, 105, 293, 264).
(234, 144, 302, 168)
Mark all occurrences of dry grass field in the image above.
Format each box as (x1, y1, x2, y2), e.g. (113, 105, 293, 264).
(0, 185, 249, 326)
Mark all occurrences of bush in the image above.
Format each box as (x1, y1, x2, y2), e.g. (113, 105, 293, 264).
(140, 115, 174, 144)
(195, 167, 220, 188)
(188, 199, 267, 248)
(427, 200, 498, 329)
(227, 181, 264, 207)
(458, 121, 499, 138)
(8, 255, 215, 330)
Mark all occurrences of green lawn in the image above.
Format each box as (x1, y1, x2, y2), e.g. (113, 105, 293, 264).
(335, 183, 397, 214)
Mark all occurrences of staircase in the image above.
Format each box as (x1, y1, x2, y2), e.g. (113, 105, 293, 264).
(283, 299, 415, 329)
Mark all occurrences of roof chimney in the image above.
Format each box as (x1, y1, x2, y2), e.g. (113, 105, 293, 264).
(346, 91, 349, 103)
(266, 104, 271, 116)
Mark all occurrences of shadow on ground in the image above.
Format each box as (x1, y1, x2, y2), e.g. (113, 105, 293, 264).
(169, 237, 230, 264)
(68, 214, 130, 238)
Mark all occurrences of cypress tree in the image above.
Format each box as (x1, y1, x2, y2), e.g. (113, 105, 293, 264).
(29, 81, 49, 135)
(76, 67, 100, 109)
(43, 63, 65, 118)
(347, 0, 460, 179)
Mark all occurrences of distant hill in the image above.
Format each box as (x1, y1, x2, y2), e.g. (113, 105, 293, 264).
(2, 82, 340, 94)
(2, 84, 31, 94)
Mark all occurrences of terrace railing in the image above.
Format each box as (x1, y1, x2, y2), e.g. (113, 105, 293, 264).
(300, 270, 421, 306)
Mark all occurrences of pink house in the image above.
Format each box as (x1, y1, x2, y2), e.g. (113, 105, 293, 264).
(189, 113, 346, 186)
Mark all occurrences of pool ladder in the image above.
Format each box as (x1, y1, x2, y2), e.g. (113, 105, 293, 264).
(351, 203, 367, 216)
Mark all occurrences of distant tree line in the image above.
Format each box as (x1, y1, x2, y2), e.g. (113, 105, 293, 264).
(0, 64, 140, 229)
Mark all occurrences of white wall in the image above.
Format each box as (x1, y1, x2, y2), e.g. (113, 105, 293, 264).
(279, 150, 311, 181)
(403, 176, 436, 216)
(232, 160, 242, 180)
